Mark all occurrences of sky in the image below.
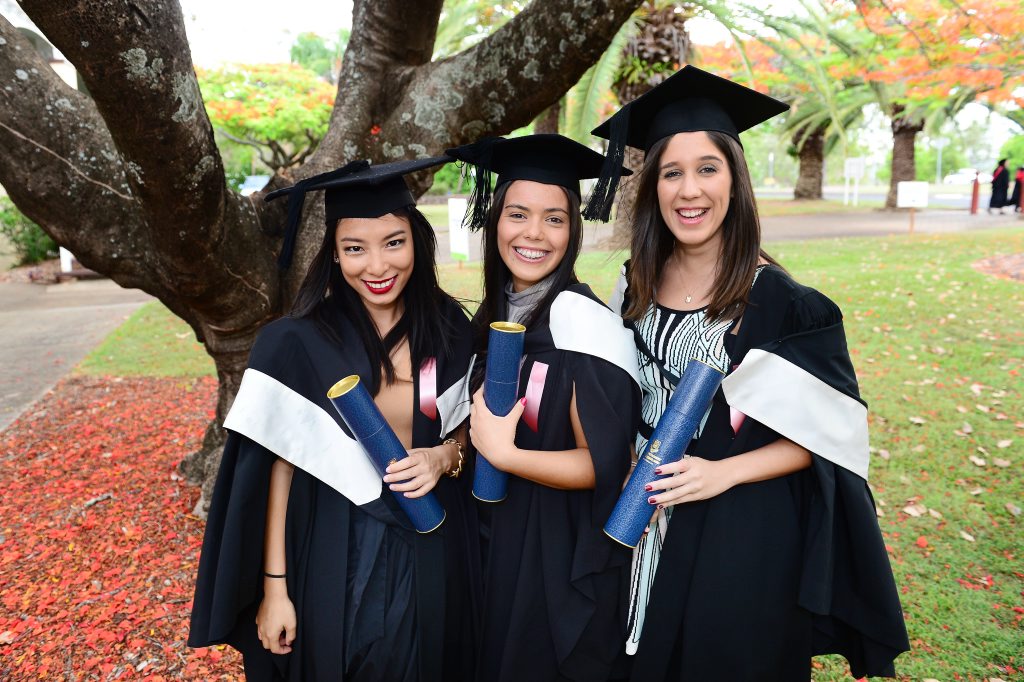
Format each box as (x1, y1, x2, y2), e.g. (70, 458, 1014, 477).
(179, 0, 354, 66)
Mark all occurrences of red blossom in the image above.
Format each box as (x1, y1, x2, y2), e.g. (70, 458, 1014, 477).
(0, 376, 239, 679)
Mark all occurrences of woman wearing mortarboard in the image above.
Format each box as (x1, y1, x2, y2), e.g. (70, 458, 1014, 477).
(589, 66, 910, 680)
(446, 135, 641, 681)
(188, 157, 480, 681)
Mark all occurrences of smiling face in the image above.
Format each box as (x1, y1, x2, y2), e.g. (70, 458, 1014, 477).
(495, 180, 572, 292)
(334, 212, 414, 315)
(656, 131, 733, 255)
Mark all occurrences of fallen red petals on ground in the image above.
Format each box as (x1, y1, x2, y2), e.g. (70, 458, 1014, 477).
(0, 376, 240, 679)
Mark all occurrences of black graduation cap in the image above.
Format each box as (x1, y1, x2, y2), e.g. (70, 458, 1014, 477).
(584, 65, 789, 221)
(265, 155, 450, 269)
(445, 134, 632, 230)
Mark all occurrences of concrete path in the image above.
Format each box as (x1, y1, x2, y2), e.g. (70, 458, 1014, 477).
(0, 279, 151, 431)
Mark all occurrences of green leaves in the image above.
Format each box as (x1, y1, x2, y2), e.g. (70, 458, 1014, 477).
(197, 63, 335, 171)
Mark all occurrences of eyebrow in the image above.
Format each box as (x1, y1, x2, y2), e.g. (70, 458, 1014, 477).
(338, 229, 407, 243)
(504, 202, 570, 215)
(660, 155, 724, 170)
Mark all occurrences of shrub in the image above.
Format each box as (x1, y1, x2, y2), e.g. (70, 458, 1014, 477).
(0, 197, 58, 266)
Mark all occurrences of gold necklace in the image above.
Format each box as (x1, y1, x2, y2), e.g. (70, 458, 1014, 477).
(672, 257, 715, 305)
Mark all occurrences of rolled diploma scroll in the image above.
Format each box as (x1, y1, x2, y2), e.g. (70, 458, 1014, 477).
(472, 321, 526, 502)
(604, 358, 725, 547)
(327, 375, 446, 533)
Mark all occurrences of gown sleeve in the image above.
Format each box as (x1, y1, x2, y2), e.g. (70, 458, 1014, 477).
(565, 352, 640, 585)
(725, 287, 910, 677)
(187, 431, 275, 652)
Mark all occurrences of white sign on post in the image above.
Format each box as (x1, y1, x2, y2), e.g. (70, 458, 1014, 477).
(896, 181, 929, 208)
(447, 197, 470, 262)
(843, 157, 865, 206)
(844, 157, 865, 179)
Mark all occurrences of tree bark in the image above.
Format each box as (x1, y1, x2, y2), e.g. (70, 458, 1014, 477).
(534, 102, 561, 134)
(2, 0, 646, 513)
(609, 146, 645, 248)
(793, 125, 825, 200)
(886, 106, 924, 209)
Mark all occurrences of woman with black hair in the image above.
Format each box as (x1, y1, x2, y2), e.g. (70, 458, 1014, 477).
(588, 66, 910, 680)
(446, 135, 640, 682)
(188, 158, 479, 681)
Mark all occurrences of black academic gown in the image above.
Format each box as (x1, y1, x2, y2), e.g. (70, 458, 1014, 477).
(476, 283, 641, 682)
(188, 298, 479, 682)
(626, 266, 910, 681)
(990, 164, 1009, 208)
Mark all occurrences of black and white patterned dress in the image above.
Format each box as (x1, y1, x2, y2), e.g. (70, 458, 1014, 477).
(608, 264, 765, 654)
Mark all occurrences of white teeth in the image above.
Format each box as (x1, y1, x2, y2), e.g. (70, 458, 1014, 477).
(365, 277, 395, 290)
(678, 208, 708, 218)
(514, 247, 548, 260)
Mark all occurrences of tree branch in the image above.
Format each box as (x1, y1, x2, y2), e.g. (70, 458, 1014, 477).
(19, 0, 230, 275)
(317, 0, 446, 163)
(382, 0, 648, 152)
(0, 16, 154, 290)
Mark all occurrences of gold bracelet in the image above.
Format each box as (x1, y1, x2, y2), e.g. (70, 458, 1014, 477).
(443, 437, 464, 478)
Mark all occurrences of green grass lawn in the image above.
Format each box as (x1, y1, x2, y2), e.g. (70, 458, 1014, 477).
(79, 229, 1024, 680)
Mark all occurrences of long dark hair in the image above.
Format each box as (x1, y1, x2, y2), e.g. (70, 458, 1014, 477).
(472, 180, 583, 348)
(291, 206, 456, 394)
(624, 131, 777, 322)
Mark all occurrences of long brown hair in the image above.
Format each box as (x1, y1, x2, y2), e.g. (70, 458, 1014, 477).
(624, 131, 776, 322)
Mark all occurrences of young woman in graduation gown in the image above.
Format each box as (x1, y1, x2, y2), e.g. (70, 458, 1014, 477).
(188, 157, 480, 681)
(586, 66, 911, 680)
(446, 135, 641, 682)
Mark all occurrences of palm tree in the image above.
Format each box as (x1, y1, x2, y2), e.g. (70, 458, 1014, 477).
(606, 1, 696, 245)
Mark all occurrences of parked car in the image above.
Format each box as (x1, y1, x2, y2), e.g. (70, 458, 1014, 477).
(942, 168, 993, 185)
(239, 175, 271, 196)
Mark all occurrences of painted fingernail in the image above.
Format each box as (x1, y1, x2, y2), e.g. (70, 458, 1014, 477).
(644, 484, 653, 491)
(654, 468, 662, 475)
(648, 496, 656, 504)
(657, 504, 664, 510)
(520, 397, 527, 406)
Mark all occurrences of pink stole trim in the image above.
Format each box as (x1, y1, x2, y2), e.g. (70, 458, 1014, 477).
(419, 357, 438, 420)
(522, 361, 548, 432)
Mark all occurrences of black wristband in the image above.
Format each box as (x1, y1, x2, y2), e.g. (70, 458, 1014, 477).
(264, 572, 286, 579)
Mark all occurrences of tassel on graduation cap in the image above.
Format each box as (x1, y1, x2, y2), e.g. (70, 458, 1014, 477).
(464, 162, 493, 232)
(583, 107, 629, 222)
(265, 159, 370, 271)
(454, 136, 500, 232)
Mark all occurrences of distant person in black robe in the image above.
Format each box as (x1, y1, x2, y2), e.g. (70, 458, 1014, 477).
(587, 65, 910, 680)
(1009, 165, 1024, 212)
(446, 135, 640, 681)
(188, 158, 480, 681)
(989, 158, 1010, 212)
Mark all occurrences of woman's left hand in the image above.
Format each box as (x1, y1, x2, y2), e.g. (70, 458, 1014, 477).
(645, 456, 735, 508)
(384, 446, 449, 498)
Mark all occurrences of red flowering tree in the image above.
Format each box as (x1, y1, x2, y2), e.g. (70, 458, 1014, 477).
(198, 63, 336, 171)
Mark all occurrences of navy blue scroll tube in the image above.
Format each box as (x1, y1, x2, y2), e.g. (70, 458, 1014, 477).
(472, 321, 526, 502)
(327, 375, 446, 533)
(604, 358, 725, 547)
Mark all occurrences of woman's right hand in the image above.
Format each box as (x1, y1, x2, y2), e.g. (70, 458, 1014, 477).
(255, 589, 296, 655)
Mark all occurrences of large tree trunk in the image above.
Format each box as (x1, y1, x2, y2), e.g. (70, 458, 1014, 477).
(885, 107, 925, 209)
(534, 102, 561, 134)
(610, 146, 645, 248)
(1, 0, 646, 513)
(792, 125, 825, 200)
(609, 3, 692, 246)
